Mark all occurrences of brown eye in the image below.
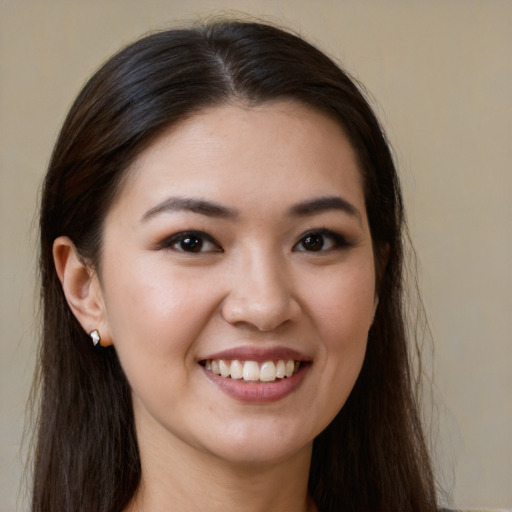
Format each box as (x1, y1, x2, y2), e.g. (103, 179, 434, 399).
(179, 235, 203, 252)
(294, 229, 350, 253)
(161, 231, 222, 253)
(302, 233, 324, 251)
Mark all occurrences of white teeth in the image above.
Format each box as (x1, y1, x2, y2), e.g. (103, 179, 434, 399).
(230, 360, 243, 379)
(276, 360, 286, 379)
(211, 360, 221, 375)
(204, 358, 301, 382)
(219, 359, 230, 378)
(285, 360, 295, 378)
(243, 361, 260, 381)
(260, 361, 276, 382)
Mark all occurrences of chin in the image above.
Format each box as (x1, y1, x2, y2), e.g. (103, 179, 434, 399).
(200, 421, 314, 467)
(214, 443, 311, 468)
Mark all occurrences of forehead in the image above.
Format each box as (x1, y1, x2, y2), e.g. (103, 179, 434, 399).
(113, 101, 366, 219)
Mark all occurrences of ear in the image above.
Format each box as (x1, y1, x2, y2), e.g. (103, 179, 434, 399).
(53, 236, 113, 347)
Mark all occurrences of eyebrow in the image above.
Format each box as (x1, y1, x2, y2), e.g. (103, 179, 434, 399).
(141, 195, 362, 224)
(289, 196, 362, 224)
(141, 197, 239, 222)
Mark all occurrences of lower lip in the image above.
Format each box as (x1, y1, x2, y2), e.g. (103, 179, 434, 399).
(202, 364, 310, 403)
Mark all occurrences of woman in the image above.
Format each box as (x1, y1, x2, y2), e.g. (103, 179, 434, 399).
(33, 19, 437, 511)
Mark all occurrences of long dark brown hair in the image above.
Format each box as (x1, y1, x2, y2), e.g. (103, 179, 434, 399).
(33, 19, 437, 512)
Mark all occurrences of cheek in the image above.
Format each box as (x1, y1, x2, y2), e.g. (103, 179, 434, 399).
(101, 254, 214, 360)
(100, 265, 212, 412)
(307, 259, 376, 342)
(303, 259, 375, 411)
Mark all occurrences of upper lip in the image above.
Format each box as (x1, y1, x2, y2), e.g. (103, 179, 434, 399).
(199, 346, 312, 363)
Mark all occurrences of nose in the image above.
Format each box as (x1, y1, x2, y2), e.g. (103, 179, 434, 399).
(221, 250, 301, 332)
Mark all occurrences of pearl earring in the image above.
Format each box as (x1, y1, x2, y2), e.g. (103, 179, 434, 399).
(90, 329, 101, 346)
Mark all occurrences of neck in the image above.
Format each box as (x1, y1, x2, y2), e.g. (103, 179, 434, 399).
(125, 417, 316, 512)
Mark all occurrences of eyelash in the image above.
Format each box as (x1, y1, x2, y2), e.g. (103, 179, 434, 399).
(159, 231, 222, 253)
(293, 229, 352, 253)
(159, 229, 351, 254)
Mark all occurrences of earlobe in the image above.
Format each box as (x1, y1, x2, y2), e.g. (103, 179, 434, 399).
(53, 236, 113, 347)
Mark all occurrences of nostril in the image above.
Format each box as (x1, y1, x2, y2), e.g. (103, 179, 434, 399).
(221, 296, 300, 332)
(220, 261, 301, 330)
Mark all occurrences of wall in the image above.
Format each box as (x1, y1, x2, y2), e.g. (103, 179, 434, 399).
(1, 1, 510, 510)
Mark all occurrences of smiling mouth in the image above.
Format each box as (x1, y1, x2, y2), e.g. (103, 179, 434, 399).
(201, 359, 303, 383)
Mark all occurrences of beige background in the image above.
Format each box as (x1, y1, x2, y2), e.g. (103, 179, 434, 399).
(1, 1, 511, 510)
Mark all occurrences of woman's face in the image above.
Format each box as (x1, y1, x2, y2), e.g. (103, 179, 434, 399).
(98, 101, 378, 466)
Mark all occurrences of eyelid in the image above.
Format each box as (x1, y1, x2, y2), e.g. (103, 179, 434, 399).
(159, 231, 223, 253)
(293, 228, 352, 252)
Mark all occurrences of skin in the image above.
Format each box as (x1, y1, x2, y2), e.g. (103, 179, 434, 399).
(55, 101, 379, 512)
